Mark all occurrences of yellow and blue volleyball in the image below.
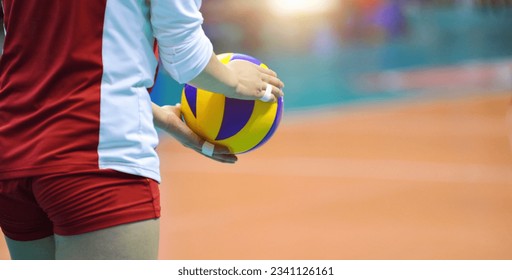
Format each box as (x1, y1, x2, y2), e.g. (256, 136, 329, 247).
(181, 53, 284, 154)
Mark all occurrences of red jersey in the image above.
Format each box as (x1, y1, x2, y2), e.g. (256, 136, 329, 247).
(0, 0, 213, 182)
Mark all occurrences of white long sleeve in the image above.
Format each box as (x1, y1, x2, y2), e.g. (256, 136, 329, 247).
(150, 0, 213, 84)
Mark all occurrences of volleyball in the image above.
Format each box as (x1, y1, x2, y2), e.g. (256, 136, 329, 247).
(180, 53, 284, 154)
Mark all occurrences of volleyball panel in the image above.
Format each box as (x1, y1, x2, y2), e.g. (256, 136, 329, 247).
(181, 86, 225, 142)
(215, 98, 278, 153)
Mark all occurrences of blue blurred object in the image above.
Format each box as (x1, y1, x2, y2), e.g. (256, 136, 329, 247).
(150, 63, 183, 106)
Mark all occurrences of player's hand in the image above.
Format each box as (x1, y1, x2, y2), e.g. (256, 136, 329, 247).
(226, 59, 285, 103)
(152, 103, 238, 164)
(189, 53, 285, 103)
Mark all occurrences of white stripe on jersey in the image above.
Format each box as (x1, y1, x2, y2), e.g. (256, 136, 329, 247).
(99, 0, 161, 182)
(96, 0, 213, 183)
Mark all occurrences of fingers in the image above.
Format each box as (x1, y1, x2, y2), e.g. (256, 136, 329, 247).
(201, 141, 215, 157)
(190, 138, 237, 163)
(267, 77, 285, 98)
(213, 144, 238, 163)
(186, 138, 238, 163)
(258, 67, 284, 103)
(259, 84, 275, 103)
(259, 66, 285, 89)
(200, 140, 237, 163)
(225, 59, 284, 102)
(258, 83, 284, 103)
(258, 66, 278, 77)
(265, 74, 285, 90)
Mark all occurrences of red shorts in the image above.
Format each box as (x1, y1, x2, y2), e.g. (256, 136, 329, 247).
(0, 169, 160, 241)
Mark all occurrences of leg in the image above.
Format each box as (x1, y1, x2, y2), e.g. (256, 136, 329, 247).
(55, 219, 160, 260)
(5, 235, 56, 260)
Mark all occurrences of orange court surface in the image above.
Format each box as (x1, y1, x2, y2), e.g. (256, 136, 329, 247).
(2, 91, 510, 260)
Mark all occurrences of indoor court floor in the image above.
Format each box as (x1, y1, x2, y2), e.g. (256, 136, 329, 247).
(1, 91, 511, 260)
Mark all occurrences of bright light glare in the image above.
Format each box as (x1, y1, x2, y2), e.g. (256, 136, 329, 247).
(266, 0, 338, 17)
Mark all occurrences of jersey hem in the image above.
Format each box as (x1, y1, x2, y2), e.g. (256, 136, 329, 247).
(99, 161, 161, 183)
(0, 162, 161, 183)
(0, 164, 100, 180)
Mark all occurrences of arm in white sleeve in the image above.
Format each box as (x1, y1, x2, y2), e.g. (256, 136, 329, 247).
(150, 0, 213, 84)
(150, 0, 284, 101)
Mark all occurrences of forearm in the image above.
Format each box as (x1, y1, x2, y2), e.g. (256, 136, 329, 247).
(187, 52, 238, 96)
(152, 102, 199, 143)
(152, 102, 195, 143)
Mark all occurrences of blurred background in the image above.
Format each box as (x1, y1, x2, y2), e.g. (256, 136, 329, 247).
(152, 0, 512, 108)
(1, 0, 512, 260)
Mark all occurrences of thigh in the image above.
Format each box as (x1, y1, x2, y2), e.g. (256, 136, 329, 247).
(5, 235, 56, 260)
(55, 218, 160, 260)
